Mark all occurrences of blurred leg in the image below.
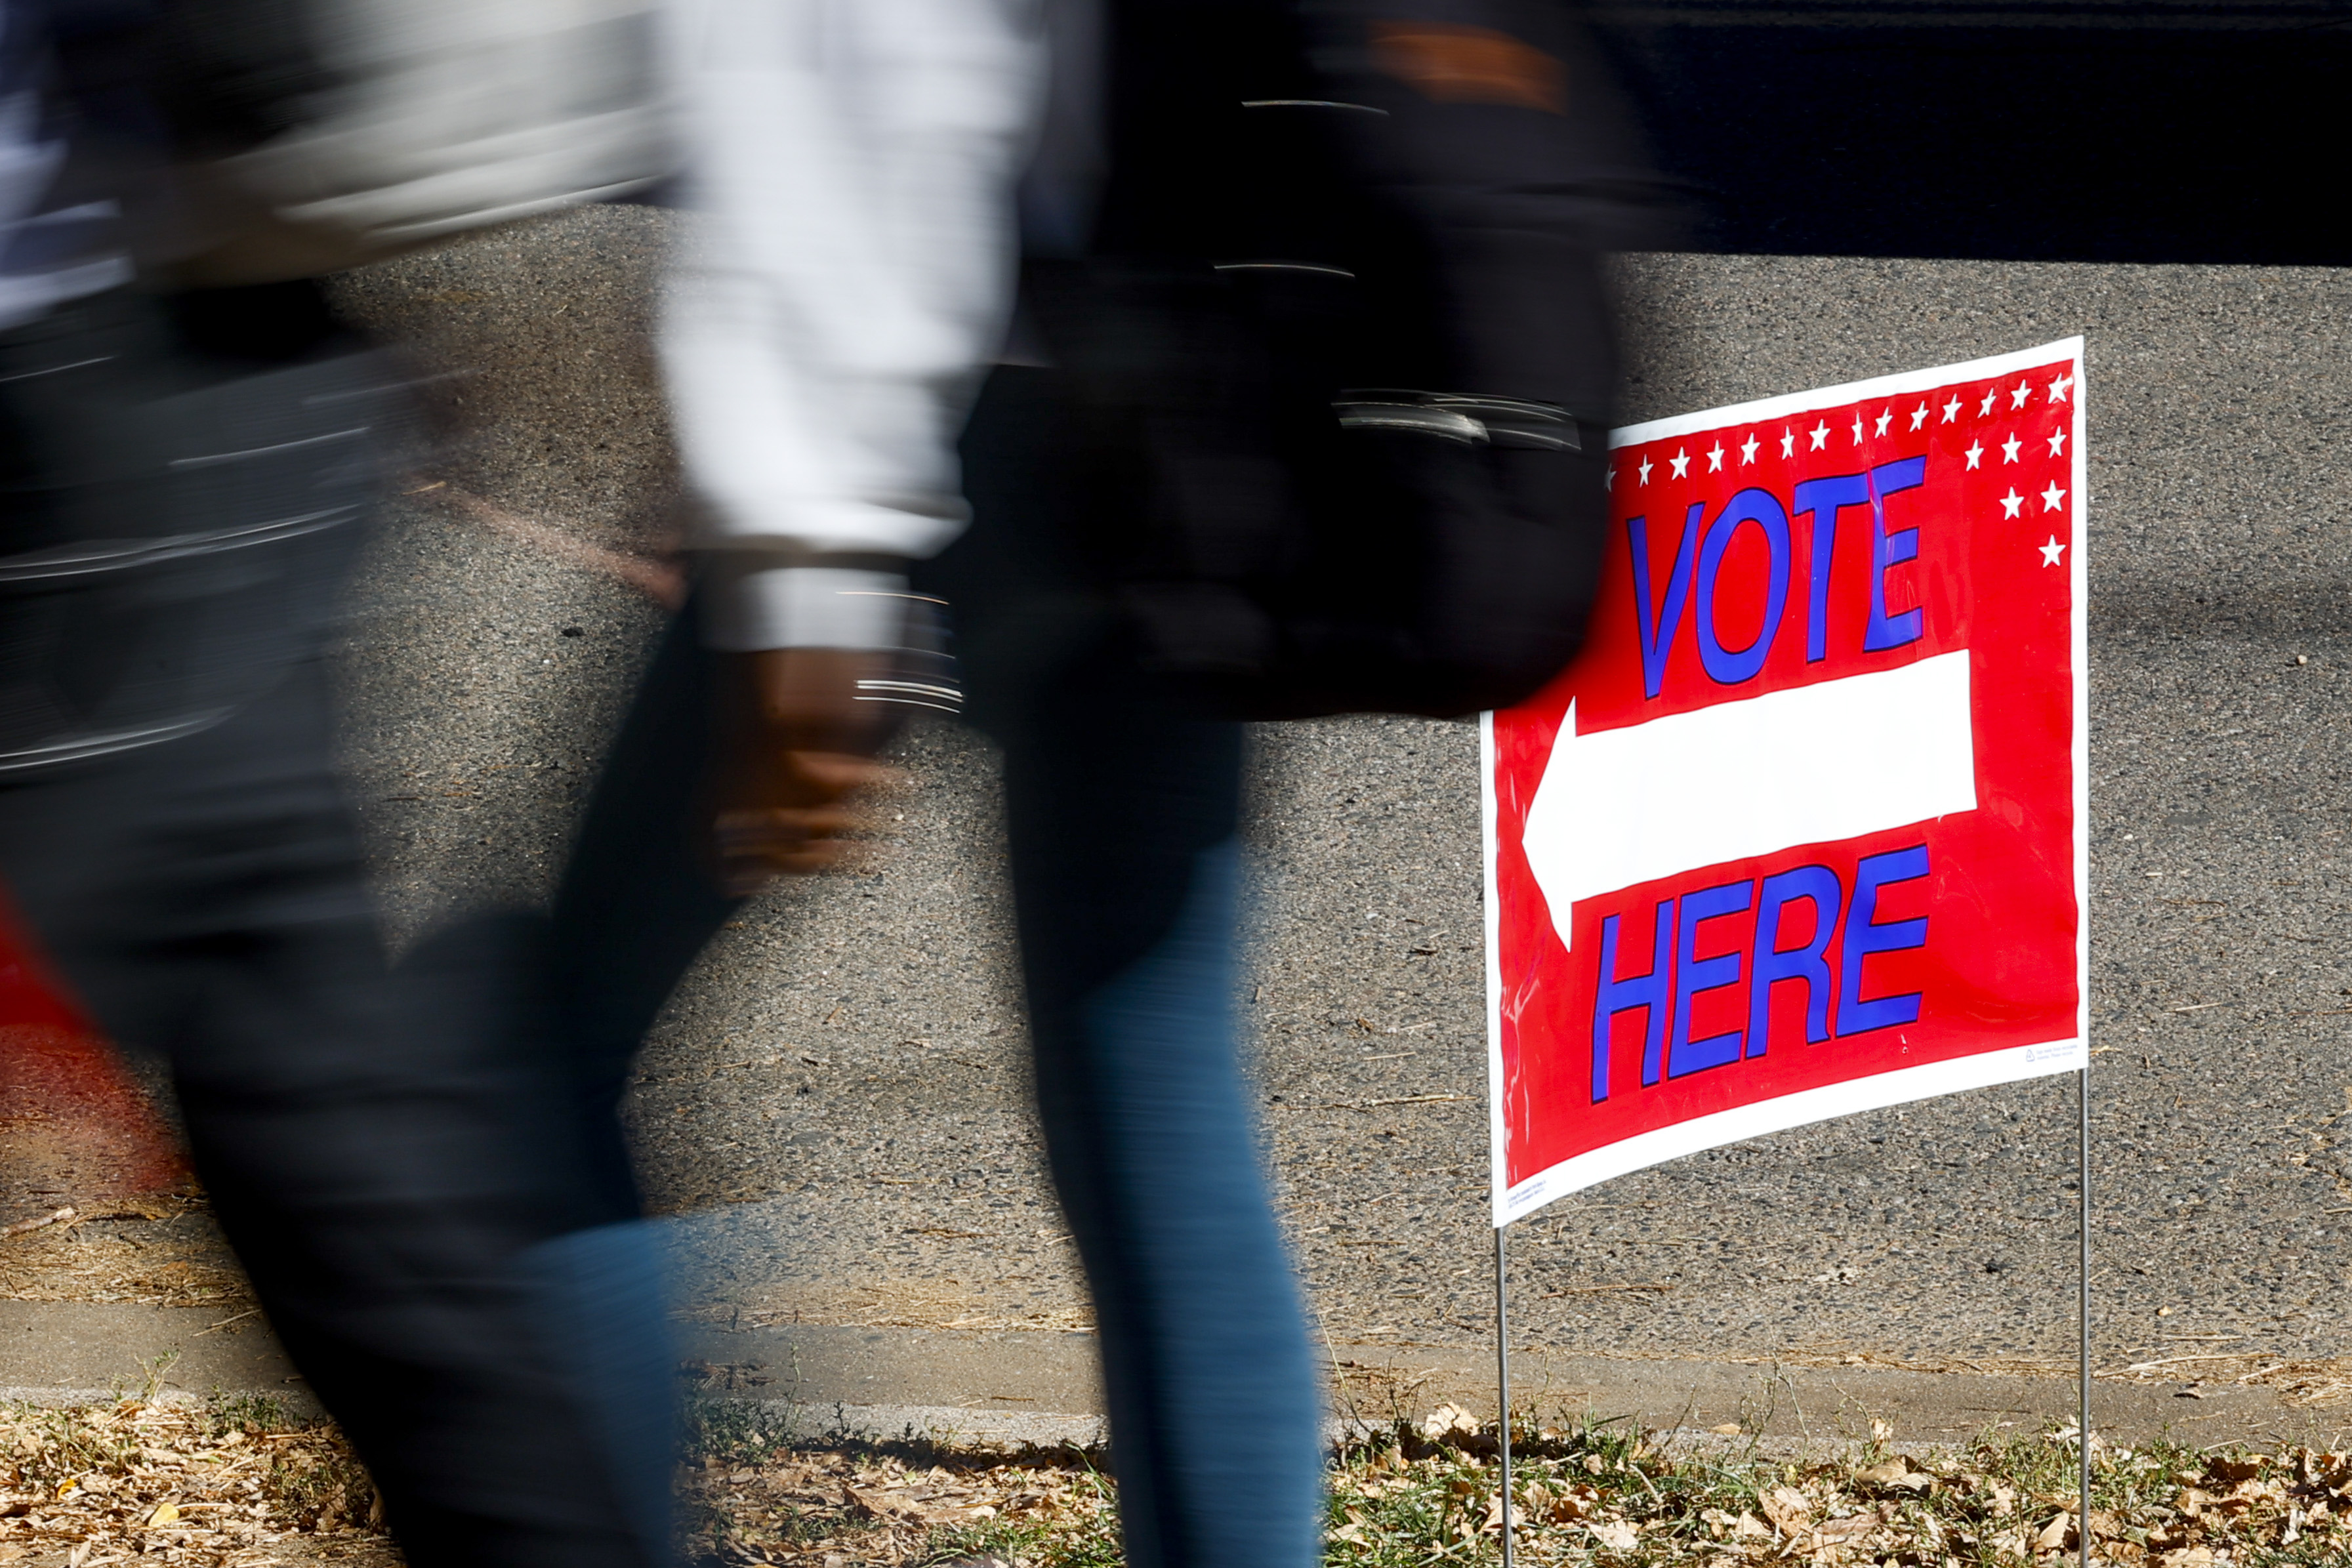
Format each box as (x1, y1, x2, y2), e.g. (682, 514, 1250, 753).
(533, 601, 745, 1542)
(997, 681, 1323, 1568)
(0, 661, 660, 1568)
(547, 600, 741, 1224)
(946, 367, 1324, 1568)
(0, 289, 665, 1568)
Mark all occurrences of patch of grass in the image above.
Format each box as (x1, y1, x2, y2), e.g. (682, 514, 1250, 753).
(5, 1401, 146, 1493)
(680, 1396, 1120, 1568)
(1329, 1410, 2352, 1567)
(676, 1398, 2352, 1567)
(919, 1475, 1123, 1568)
(690, 1393, 806, 1468)
(206, 1389, 292, 1435)
(14, 1388, 2335, 1566)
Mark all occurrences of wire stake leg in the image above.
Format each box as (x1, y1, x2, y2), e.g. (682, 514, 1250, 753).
(1496, 1222, 1514, 1568)
(2080, 1063, 2093, 1568)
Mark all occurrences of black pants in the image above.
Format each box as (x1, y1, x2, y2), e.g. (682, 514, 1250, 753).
(0, 287, 659, 1568)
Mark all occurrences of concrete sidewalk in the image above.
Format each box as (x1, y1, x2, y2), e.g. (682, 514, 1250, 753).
(5, 1301, 2341, 1453)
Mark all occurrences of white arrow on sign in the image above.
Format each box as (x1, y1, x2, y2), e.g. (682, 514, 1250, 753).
(1520, 650, 1978, 952)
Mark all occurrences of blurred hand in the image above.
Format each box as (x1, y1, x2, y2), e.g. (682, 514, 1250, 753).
(707, 648, 899, 892)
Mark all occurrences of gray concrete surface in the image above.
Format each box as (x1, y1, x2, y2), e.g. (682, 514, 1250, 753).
(0, 1302, 315, 1414)
(24, 213, 2349, 1436)
(3, 1302, 2340, 1453)
(661, 1324, 2340, 1451)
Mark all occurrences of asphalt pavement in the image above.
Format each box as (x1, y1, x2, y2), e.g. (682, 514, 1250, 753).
(13, 207, 2351, 1441)
(318, 213, 2352, 1423)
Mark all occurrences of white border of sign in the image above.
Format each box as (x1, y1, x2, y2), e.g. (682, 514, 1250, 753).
(1484, 337, 2090, 1228)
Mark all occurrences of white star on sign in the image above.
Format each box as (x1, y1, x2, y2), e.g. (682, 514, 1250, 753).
(2047, 428, 2067, 457)
(1808, 422, 1828, 451)
(1850, 415, 1865, 444)
(1909, 403, 1929, 431)
(1941, 396, 1962, 423)
(2048, 372, 2073, 403)
(1875, 409, 1893, 436)
(2000, 489, 2025, 518)
(1964, 440, 1985, 470)
(2039, 535, 2066, 567)
(2002, 434, 2023, 463)
(1741, 432, 1760, 464)
(2041, 481, 2066, 512)
(1670, 447, 1691, 479)
(1979, 389, 1997, 416)
(1706, 442, 1725, 472)
(1638, 455, 1653, 485)
(2010, 384, 2032, 410)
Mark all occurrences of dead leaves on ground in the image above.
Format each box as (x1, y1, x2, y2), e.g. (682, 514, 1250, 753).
(1311, 1420, 2352, 1567)
(0, 1395, 386, 1568)
(15, 1390, 2352, 1568)
(680, 1446, 1111, 1567)
(1277, 1399, 2352, 1567)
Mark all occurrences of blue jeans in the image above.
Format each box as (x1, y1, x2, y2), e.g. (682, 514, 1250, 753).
(547, 363, 1324, 1568)
(995, 667, 1322, 1568)
(938, 360, 1324, 1568)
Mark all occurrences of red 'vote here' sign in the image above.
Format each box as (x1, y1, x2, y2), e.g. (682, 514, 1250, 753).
(1482, 339, 2089, 1225)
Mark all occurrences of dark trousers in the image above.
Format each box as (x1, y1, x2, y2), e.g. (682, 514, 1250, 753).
(549, 364, 1323, 1568)
(0, 288, 663, 1568)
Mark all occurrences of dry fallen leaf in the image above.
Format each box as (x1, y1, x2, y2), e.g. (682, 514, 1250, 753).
(1855, 1458, 1932, 1493)
(1815, 1512, 1878, 1542)
(1760, 1485, 1811, 1534)
(1546, 1484, 1601, 1523)
(1586, 1519, 1638, 1551)
(1417, 1403, 1482, 1441)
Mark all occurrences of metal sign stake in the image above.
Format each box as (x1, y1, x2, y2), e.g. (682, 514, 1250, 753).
(2079, 1064, 2093, 1568)
(1495, 1222, 1514, 1568)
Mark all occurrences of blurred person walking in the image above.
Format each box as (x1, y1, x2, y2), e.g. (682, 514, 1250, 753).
(549, 2, 1664, 1567)
(0, 0, 678, 1559)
